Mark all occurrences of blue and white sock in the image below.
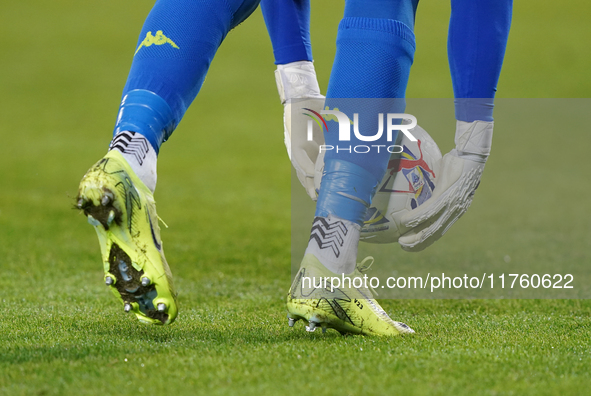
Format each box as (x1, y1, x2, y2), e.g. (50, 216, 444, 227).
(109, 131, 158, 192)
(308, 2, 417, 274)
(106, 0, 261, 191)
(306, 215, 360, 275)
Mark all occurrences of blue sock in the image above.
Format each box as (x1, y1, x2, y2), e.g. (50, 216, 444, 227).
(261, 0, 312, 64)
(448, 0, 513, 122)
(343, 0, 419, 29)
(317, 3, 416, 225)
(113, 0, 260, 153)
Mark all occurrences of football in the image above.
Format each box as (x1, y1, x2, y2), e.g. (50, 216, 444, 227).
(360, 125, 442, 244)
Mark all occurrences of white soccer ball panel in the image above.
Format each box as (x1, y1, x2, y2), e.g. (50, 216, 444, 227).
(360, 125, 442, 244)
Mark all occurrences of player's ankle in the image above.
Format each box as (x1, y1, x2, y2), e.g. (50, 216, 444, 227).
(305, 215, 360, 275)
(109, 131, 158, 192)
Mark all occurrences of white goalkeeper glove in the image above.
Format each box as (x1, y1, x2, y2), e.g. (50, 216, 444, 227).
(275, 61, 325, 200)
(398, 120, 494, 252)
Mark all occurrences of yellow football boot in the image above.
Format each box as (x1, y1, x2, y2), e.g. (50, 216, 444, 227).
(76, 150, 177, 324)
(287, 254, 414, 336)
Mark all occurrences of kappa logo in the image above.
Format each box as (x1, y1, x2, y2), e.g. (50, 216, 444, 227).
(135, 30, 180, 55)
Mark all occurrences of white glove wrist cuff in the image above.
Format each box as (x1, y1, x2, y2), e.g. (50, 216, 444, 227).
(275, 61, 323, 104)
(454, 120, 494, 158)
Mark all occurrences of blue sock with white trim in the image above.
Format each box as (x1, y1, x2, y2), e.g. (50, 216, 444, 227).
(109, 0, 260, 191)
(308, 2, 417, 273)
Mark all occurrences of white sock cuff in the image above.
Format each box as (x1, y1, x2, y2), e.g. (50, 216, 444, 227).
(110, 131, 158, 192)
(305, 215, 360, 274)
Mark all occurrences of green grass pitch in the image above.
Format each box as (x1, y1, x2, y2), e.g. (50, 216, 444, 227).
(0, 1, 590, 395)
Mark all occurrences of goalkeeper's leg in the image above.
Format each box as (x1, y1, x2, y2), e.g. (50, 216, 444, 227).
(288, 0, 418, 336)
(77, 0, 260, 324)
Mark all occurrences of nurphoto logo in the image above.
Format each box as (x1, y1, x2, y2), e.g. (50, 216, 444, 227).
(303, 108, 418, 154)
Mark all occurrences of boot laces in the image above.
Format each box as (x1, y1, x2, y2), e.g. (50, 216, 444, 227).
(356, 256, 378, 297)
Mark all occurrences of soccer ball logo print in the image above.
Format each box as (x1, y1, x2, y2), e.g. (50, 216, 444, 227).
(361, 126, 442, 244)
